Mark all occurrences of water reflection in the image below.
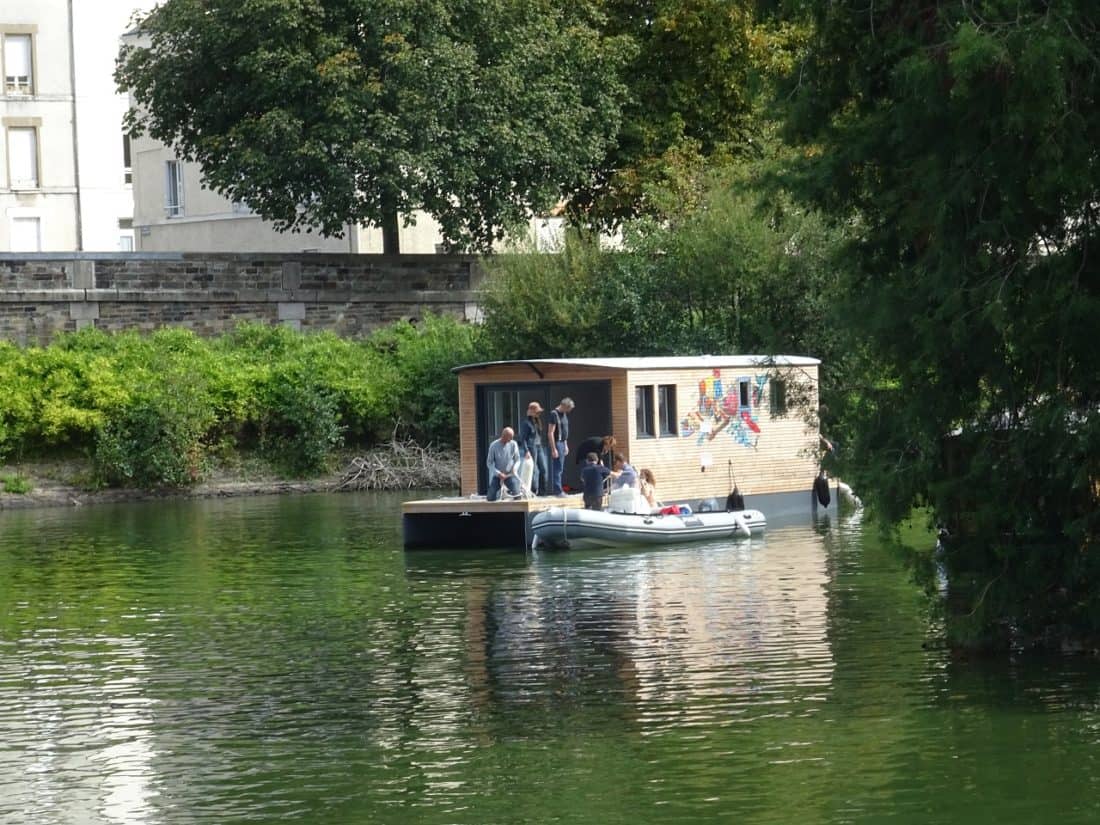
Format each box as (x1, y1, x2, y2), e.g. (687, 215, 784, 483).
(402, 524, 840, 744)
(2, 495, 1100, 823)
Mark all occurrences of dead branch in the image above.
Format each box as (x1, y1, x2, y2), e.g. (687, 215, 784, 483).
(334, 437, 460, 491)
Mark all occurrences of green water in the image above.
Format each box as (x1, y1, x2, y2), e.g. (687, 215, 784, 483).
(1, 492, 1098, 824)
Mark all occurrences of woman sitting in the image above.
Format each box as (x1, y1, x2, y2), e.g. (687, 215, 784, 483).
(639, 468, 659, 509)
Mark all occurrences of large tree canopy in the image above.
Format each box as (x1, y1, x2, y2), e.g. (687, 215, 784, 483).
(117, 0, 631, 252)
(784, 1, 1100, 646)
(566, 0, 808, 229)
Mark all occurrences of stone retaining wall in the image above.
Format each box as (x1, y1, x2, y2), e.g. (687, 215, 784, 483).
(0, 252, 483, 344)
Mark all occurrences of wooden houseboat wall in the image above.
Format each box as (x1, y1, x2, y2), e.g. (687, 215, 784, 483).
(456, 357, 821, 504)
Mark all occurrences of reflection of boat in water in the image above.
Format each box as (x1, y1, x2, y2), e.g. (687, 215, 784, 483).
(531, 506, 766, 550)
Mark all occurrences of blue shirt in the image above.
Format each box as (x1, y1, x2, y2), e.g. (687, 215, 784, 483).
(518, 417, 542, 455)
(612, 463, 638, 489)
(486, 438, 520, 476)
(581, 462, 610, 498)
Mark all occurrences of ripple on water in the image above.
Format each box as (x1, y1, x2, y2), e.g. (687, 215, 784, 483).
(3, 498, 1100, 823)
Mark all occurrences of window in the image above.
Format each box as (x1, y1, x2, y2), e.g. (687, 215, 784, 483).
(10, 216, 40, 251)
(164, 160, 184, 216)
(8, 127, 38, 188)
(122, 133, 132, 185)
(770, 378, 788, 416)
(635, 385, 655, 437)
(738, 377, 751, 409)
(658, 384, 677, 436)
(486, 388, 521, 440)
(4, 34, 32, 95)
(118, 218, 134, 251)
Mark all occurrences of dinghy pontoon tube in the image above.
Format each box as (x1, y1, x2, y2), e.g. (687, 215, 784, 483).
(531, 506, 766, 550)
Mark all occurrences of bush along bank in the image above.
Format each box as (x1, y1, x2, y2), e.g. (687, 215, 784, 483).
(0, 315, 482, 490)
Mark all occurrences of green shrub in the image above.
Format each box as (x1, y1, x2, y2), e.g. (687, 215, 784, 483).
(371, 312, 483, 447)
(93, 370, 214, 489)
(1, 474, 31, 494)
(256, 376, 344, 477)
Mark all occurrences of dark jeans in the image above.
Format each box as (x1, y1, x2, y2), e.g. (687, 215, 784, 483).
(487, 473, 521, 502)
(529, 446, 548, 495)
(584, 494, 603, 511)
(551, 441, 566, 494)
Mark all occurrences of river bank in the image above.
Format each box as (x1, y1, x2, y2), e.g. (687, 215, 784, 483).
(0, 444, 460, 511)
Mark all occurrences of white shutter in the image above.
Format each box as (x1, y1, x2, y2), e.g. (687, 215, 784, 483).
(10, 217, 41, 252)
(4, 35, 32, 94)
(9, 128, 38, 188)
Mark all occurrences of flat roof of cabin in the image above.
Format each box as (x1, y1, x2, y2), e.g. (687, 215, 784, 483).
(453, 355, 821, 374)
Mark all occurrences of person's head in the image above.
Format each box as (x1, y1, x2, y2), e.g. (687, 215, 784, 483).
(640, 468, 655, 486)
(586, 452, 599, 464)
(527, 401, 543, 418)
(500, 427, 514, 443)
(612, 452, 625, 469)
(558, 397, 575, 412)
(601, 435, 617, 452)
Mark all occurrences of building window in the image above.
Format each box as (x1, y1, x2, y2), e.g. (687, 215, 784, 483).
(118, 218, 134, 251)
(738, 377, 751, 409)
(8, 126, 38, 188)
(770, 378, 788, 416)
(164, 160, 184, 216)
(4, 34, 32, 95)
(635, 385, 655, 438)
(10, 216, 41, 251)
(658, 384, 677, 436)
(122, 133, 132, 185)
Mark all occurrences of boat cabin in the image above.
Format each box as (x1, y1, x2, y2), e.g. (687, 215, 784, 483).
(403, 354, 823, 549)
(456, 355, 822, 504)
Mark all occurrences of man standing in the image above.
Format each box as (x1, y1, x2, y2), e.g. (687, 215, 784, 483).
(547, 397, 574, 497)
(486, 427, 522, 501)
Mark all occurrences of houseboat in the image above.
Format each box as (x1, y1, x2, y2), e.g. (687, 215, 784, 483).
(402, 355, 824, 549)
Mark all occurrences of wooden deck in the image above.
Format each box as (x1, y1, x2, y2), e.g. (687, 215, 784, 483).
(402, 495, 583, 549)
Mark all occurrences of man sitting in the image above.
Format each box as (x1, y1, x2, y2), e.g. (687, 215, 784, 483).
(610, 453, 638, 489)
(486, 427, 522, 501)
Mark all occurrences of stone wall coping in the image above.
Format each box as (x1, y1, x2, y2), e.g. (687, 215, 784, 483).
(0, 252, 481, 265)
(0, 288, 480, 303)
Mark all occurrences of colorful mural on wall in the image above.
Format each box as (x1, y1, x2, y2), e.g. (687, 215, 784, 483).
(680, 369, 768, 448)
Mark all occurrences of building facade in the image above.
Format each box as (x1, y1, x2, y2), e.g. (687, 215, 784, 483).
(0, 0, 151, 252)
(129, 127, 568, 254)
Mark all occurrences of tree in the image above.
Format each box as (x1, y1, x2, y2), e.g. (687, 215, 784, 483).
(783, 1, 1100, 647)
(481, 159, 848, 373)
(117, 0, 631, 253)
(566, 0, 809, 230)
